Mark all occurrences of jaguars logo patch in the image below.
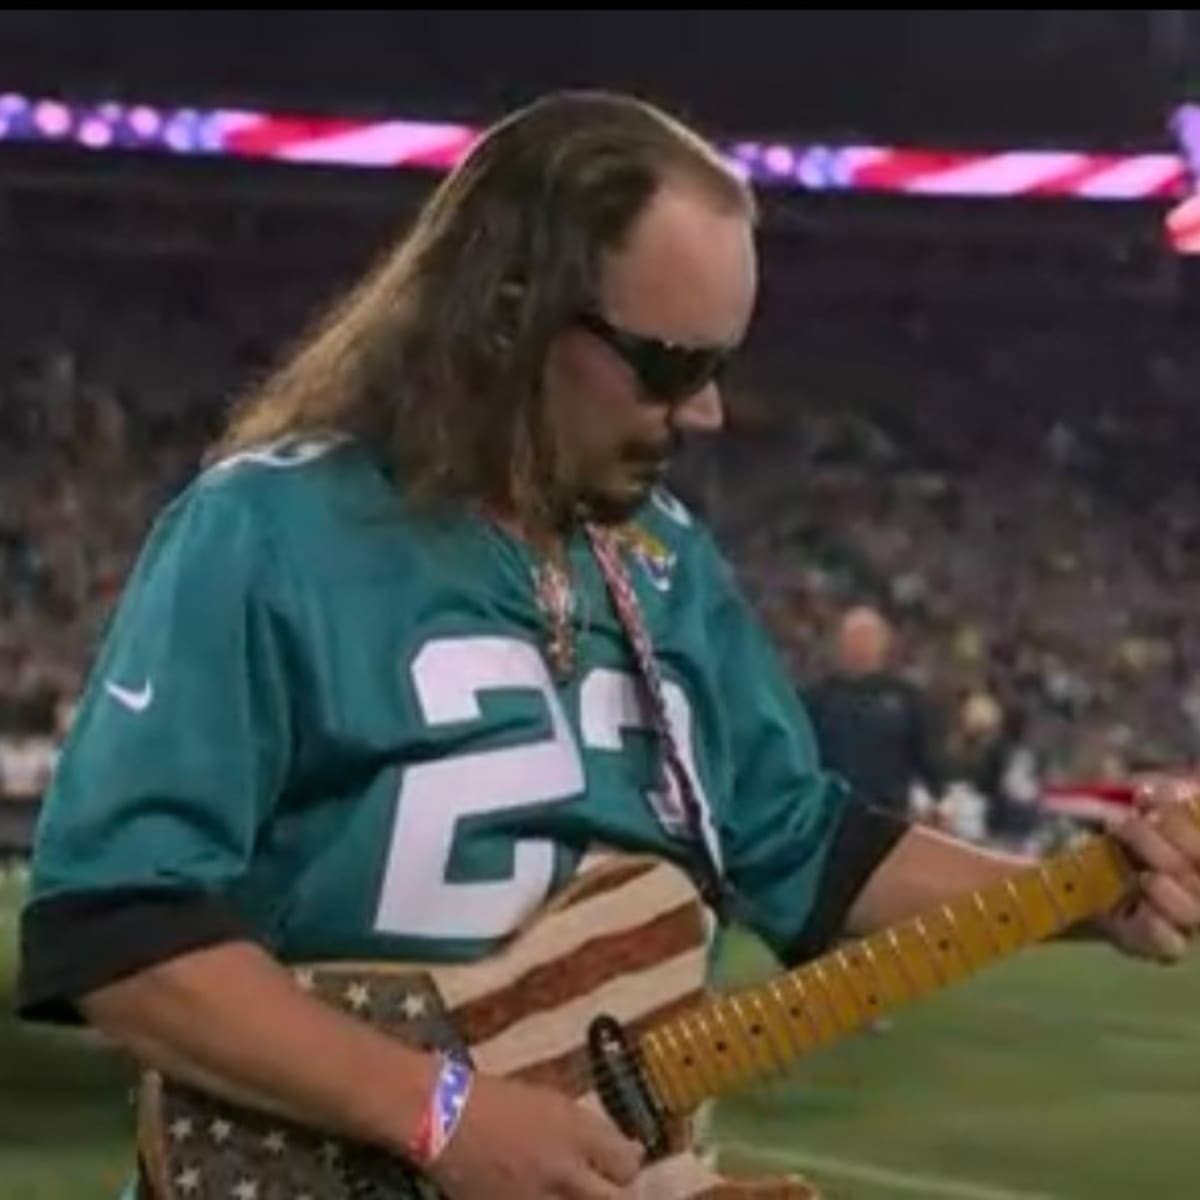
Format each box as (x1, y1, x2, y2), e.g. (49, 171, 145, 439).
(617, 524, 677, 593)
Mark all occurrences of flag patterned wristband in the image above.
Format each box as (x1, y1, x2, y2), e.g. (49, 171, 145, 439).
(408, 1052, 475, 1169)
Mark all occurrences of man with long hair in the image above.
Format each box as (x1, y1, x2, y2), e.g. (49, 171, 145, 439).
(18, 93, 1200, 1199)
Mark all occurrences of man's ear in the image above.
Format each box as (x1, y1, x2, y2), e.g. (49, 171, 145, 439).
(492, 278, 526, 352)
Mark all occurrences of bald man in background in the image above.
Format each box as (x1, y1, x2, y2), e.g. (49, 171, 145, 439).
(805, 606, 947, 821)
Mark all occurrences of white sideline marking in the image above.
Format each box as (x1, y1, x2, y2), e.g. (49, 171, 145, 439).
(720, 1138, 1061, 1200)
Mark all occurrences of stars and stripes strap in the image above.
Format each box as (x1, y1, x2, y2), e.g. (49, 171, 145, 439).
(587, 525, 734, 923)
(408, 1052, 475, 1169)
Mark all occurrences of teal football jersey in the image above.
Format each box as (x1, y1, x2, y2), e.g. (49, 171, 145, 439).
(26, 436, 878, 980)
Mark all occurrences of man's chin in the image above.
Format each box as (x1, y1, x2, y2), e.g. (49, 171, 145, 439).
(580, 479, 654, 525)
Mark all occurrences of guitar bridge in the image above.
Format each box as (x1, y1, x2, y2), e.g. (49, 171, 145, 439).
(587, 1014, 669, 1161)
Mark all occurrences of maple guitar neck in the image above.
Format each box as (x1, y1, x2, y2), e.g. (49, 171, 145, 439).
(636, 831, 1142, 1117)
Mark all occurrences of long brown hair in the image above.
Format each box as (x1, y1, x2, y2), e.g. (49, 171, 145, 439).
(212, 91, 754, 529)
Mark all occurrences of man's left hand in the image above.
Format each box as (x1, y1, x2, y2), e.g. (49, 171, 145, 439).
(1100, 776, 1200, 964)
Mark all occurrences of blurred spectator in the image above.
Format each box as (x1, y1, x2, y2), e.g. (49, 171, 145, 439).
(0, 687, 58, 801)
(946, 691, 1041, 848)
(804, 606, 947, 819)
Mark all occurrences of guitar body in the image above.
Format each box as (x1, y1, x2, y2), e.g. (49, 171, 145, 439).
(138, 854, 817, 1199)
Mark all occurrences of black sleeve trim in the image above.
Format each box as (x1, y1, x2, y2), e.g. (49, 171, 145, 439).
(18, 886, 257, 1026)
(777, 800, 911, 967)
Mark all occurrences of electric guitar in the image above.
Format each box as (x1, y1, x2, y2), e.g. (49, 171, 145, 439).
(137, 827, 1142, 1199)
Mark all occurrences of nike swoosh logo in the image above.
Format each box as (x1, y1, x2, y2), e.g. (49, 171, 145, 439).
(105, 679, 154, 712)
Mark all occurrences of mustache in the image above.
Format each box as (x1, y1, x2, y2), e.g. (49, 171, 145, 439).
(624, 432, 681, 465)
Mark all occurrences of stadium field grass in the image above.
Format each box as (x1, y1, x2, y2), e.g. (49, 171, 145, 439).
(0, 866, 135, 1199)
(3, 864, 1200, 1200)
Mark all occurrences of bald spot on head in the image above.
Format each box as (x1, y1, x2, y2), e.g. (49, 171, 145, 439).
(836, 606, 894, 676)
(602, 177, 758, 349)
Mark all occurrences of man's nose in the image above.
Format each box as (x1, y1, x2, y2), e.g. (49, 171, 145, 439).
(670, 381, 724, 434)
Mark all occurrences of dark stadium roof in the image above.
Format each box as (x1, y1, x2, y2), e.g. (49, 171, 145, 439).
(0, 11, 1185, 149)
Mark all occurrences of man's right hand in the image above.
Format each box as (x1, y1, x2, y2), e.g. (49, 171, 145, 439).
(429, 1073, 645, 1199)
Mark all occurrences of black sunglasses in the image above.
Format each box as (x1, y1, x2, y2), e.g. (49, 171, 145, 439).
(576, 312, 732, 404)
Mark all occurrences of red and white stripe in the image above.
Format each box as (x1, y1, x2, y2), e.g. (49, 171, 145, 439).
(839, 146, 1184, 200)
(215, 109, 478, 170)
(1042, 780, 1137, 826)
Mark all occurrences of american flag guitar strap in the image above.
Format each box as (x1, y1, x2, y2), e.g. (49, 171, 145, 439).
(586, 524, 734, 923)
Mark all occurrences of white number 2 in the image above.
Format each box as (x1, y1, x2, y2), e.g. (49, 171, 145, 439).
(374, 638, 581, 939)
(373, 637, 711, 940)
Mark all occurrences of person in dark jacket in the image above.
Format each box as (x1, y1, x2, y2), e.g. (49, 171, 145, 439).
(806, 605, 946, 820)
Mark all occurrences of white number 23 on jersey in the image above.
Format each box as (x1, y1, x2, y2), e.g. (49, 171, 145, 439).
(373, 636, 713, 940)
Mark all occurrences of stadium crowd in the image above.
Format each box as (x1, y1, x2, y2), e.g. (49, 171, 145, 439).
(3, 251, 1200, 837)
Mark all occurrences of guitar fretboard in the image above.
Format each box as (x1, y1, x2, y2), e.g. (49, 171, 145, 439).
(637, 833, 1137, 1115)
